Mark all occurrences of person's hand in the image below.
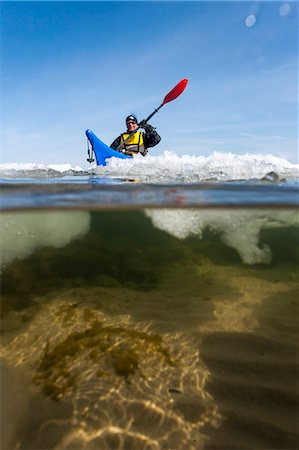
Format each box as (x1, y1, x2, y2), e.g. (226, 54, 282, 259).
(139, 120, 154, 132)
(138, 120, 148, 129)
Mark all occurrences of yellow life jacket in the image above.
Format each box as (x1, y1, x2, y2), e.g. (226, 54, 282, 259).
(120, 131, 146, 156)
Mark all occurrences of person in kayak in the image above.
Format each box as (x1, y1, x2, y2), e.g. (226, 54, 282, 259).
(110, 115, 161, 156)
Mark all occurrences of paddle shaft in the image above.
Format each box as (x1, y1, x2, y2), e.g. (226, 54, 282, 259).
(115, 78, 188, 152)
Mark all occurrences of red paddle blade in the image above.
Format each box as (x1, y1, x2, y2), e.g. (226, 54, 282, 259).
(162, 78, 188, 105)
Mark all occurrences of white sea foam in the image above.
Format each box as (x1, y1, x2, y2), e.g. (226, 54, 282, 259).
(145, 209, 299, 265)
(0, 162, 85, 177)
(0, 212, 91, 269)
(1, 152, 298, 182)
(96, 151, 299, 183)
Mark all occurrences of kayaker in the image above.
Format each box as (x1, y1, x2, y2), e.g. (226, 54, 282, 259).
(110, 115, 161, 156)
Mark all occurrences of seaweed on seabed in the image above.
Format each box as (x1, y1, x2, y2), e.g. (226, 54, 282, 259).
(33, 320, 179, 401)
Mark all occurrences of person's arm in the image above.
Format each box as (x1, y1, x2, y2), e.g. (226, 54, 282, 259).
(110, 136, 122, 150)
(140, 121, 161, 148)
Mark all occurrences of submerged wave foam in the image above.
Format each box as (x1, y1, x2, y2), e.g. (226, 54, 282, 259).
(145, 209, 299, 265)
(0, 212, 91, 269)
(97, 151, 299, 183)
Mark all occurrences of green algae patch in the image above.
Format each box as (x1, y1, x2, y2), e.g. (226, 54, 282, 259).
(33, 319, 179, 401)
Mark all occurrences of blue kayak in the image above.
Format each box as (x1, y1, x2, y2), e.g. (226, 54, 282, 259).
(86, 129, 132, 166)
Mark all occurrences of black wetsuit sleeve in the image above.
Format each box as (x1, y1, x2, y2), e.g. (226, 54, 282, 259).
(143, 124, 161, 148)
(110, 136, 121, 150)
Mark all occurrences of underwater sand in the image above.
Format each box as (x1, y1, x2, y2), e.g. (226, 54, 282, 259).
(0, 210, 298, 449)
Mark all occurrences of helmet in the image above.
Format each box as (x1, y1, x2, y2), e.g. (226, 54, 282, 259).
(126, 115, 138, 124)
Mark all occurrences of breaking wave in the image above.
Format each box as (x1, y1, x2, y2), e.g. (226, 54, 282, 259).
(1, 151, 298, 183)
(0, 163, 85, 179)
(96, 151, 299, 183)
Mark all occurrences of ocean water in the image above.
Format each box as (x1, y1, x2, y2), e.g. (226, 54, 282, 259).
(0, 152, 298, 450)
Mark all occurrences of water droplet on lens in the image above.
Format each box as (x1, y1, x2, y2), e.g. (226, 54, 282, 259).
(245, 15, 256, 27)
(279, 3, 290, 16)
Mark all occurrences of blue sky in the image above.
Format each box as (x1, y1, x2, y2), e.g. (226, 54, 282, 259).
(1, 1, 298, 166)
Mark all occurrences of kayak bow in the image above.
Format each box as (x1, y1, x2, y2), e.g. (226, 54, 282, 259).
(86, 129, 132, 166)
